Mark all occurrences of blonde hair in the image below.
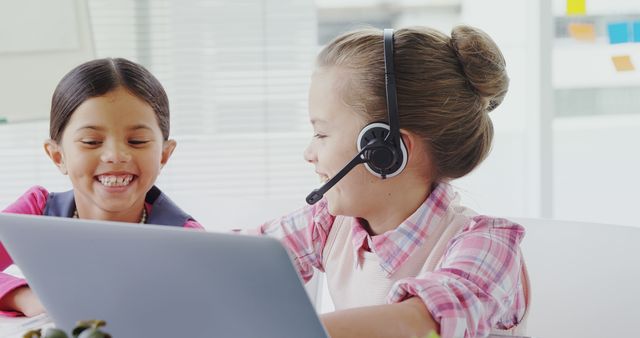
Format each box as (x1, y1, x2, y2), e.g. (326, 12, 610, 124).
(316, 25, 509, 181)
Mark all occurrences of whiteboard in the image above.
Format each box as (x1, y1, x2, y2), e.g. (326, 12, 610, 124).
(0, 0, 95, 122)
(0, 0, 79, 53)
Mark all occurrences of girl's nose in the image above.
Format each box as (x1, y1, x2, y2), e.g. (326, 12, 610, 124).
(303, 143, 316, 164)
(100, 143, 132, 163)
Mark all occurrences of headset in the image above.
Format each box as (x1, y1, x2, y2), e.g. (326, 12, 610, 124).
(306, 29, 408, 205)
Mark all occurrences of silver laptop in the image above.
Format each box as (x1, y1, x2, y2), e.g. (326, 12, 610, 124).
(0, 213, 328, 338)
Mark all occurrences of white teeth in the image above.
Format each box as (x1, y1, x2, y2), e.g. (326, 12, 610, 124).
(98, 175, 133, 187)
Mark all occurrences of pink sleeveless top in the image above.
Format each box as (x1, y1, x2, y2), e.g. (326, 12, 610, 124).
(322, 203, 530, 337)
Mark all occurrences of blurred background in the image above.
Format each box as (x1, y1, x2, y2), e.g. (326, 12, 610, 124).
(1, 0, 639, 230)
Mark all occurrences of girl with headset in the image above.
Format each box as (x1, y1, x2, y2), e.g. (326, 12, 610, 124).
(257, 26, 529, 338)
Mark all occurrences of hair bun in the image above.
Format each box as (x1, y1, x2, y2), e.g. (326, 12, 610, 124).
(450, 25, 509, 112)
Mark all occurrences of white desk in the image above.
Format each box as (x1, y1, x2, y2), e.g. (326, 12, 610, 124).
(0, 315, 532, 338)
(0, 313, 53, 338)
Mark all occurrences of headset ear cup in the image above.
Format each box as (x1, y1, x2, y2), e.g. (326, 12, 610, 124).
(357, 122, 408, 178)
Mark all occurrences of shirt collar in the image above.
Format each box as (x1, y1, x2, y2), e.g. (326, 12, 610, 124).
(350, 182, 456, 275)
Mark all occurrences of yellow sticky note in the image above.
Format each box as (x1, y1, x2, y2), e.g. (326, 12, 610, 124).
(567, 0, 586, 15)
(612, 55, 635, 72)
(568, 23, 596, 41)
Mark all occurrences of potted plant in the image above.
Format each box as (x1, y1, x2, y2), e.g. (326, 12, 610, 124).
(23, 320, 111, 338)
(23, 321, 439, 338)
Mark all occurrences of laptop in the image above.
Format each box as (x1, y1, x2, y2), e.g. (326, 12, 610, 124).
(0, 213, 328, 338)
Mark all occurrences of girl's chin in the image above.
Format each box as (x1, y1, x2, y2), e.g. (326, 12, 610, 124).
(326, 193, 362, 218)
(326, 197, 342, 216)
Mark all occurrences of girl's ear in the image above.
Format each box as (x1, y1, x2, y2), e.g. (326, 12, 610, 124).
(400, 129, 436, 178)
(44, 140, 68, 175)
(160, 139, 177, 170)
(399, 129, 417, 160)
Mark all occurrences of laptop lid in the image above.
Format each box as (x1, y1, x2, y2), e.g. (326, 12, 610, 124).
(0, 213, 328, 338)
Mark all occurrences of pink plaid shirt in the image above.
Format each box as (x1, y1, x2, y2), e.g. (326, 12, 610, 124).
(258, 183, 527, 338)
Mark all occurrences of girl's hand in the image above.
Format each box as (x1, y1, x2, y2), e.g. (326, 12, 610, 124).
(1, 286, 45, 317)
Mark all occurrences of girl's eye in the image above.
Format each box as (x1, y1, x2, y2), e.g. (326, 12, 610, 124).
(81, 140, 101, 146)
(313, 133, 327, 139)
(129, 140, 149, 145)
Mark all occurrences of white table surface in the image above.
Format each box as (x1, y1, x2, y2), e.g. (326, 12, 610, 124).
(0, 313, 53, 337)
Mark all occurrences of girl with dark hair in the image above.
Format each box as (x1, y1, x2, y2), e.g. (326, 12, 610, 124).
(256, 26, 529, 338)
(0, 58, 202, 316)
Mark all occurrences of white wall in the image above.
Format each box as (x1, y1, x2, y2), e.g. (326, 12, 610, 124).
(458, 0, 640, 229)
(454, 0, 553, 219)
(554, 115, 640, 227)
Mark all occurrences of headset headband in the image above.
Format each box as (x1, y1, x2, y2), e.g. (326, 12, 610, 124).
(383, 28, 400, 144)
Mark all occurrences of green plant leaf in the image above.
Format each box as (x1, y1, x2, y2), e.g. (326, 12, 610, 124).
(72, 320, 107, 337)
(42, 328, 69, 338)
(77, 329, 108, 338)
(71, 323, 90, 337)
(25, 319, 110, 338)
(22, 329, 42, 338)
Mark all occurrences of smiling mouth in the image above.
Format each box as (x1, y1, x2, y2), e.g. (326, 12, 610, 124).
(95, 174, 135, 187)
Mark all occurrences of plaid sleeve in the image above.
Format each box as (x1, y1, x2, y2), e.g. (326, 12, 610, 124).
(388, 217, 526, 338)
(258, 199, 334, 282)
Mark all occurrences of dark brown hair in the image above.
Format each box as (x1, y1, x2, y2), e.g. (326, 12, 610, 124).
(49, 57, 170, 142)
(317, 25, 509, 181)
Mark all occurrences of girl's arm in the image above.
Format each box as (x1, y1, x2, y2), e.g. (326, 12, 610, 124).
(257, 199, 334, 282)
(0, 273, 31, 316)
(387, 216, 526, 338)
(321, 297, 438, 338)
(0, 286, 44, 317)
(183, 219, 204, 229)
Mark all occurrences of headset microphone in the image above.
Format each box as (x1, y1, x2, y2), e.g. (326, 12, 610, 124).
(305, 148, 368, 205)
(306, 28, 407, 205)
